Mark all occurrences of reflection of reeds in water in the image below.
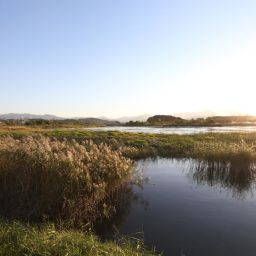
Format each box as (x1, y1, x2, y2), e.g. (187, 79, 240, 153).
(188, 158, 256, 199)
(95, 182, 149, 240)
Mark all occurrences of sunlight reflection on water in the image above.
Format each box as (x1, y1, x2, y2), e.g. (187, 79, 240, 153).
(85, 126, 256, 134)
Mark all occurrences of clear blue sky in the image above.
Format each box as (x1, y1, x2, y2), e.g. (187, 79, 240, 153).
(1, 0, 256, 118)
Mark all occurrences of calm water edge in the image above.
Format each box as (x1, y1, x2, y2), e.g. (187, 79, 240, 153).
(100, 159, 256, 256)
(86, 126, 256, 134)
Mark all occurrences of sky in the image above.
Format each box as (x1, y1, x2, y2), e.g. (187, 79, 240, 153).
(0, 0, 256, 118)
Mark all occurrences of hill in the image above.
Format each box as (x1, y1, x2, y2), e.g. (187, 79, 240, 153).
(147, 115, 185, 125)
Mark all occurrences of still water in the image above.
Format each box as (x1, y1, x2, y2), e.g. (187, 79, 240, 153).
(100, 159, 256, 256)
(86, 126, 256, 134)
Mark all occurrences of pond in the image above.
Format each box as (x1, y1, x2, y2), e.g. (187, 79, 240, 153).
(98, 158, 256, 256)
(85, 126, 256, 135)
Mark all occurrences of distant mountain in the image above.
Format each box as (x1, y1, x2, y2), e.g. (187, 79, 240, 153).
(0, 113, 64, 120)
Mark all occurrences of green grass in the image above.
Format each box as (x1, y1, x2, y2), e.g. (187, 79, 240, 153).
(0, 219, 156, 256)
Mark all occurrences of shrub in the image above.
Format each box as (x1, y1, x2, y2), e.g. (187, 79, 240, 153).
(0, 136, 133, 225)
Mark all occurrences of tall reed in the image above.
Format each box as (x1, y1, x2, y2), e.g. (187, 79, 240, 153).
(0, 136, 133, 225)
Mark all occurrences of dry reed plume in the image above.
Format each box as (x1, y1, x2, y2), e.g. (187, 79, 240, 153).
(0, 136, 133, 226)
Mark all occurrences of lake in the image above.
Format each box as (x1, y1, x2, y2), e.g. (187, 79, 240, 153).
(99, 158, 256, 256)
(86, 126, 256, 134)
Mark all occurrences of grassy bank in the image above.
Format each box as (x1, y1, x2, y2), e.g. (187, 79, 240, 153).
(0, 219, 155, 256)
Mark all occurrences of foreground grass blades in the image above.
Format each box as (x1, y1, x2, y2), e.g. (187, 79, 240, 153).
(0, 220, 156, 256)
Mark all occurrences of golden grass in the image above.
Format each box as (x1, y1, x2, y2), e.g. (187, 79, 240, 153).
(0, 136, 133, 226)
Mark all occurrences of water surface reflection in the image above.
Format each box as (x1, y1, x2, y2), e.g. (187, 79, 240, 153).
(85, 126, 256, 134)
(188, 159, 256, 199)
(99, 158, 256, 256)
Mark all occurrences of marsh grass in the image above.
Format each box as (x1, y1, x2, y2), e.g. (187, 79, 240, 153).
(2, 129, 256, 161)
(37, 130, 256, 161)
(0, 136, 133, 226)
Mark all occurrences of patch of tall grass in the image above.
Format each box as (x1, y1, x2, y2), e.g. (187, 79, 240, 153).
(0, 136, 133, 225)
(194, 139, 256, 162)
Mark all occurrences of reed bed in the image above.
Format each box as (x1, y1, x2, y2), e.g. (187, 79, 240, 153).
(194, 139, 256, 161)
(0, 136, 133, 226)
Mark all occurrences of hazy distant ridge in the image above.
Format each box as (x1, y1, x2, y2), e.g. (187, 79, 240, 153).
(1, 113, 256, 125)
(0, 113, 120, 126)
(0, 113, 151, 122)
(0, 113, 63, 120)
